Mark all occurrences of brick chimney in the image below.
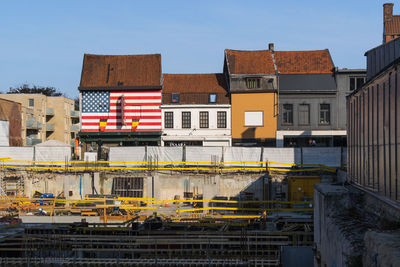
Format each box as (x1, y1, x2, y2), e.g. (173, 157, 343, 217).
(268, 43, 274, 52)
(384, 3, 394, 22)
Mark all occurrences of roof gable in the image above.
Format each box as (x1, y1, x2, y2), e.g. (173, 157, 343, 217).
(225, 49, 275, 74)
(79, 54, 161, 89)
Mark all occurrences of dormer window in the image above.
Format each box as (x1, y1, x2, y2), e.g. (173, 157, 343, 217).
(209, 94, 217, 103)
(246, 78, 261, 89)
(171, 93, 180, 104)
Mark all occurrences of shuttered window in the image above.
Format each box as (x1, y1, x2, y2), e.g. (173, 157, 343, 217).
(298, 104, 310, 125)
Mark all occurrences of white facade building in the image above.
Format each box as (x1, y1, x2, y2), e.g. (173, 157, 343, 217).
(161, 104, 231, 146)
(161, 73, 232, 147)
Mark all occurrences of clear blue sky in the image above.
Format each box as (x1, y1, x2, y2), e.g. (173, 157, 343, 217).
(0, 0, 388, 98)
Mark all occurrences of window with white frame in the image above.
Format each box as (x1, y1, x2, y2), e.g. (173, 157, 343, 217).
(282, 104, 293, 125)
(319, 104, 330, 124)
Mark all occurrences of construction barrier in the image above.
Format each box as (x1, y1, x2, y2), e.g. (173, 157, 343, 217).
(0, 197, 313, 220)
(0, 158, 337, 173)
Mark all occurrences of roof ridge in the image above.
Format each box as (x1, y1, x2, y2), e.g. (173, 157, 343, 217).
(225, 49, 270, 52)
(275, 49, 330, 53)
(84, 53, 161, 57)
(163, 73, 223, 75)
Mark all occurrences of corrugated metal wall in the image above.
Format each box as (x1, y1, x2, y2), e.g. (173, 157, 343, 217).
(366, 37, 400, 81)
(348, 64, 400, 202)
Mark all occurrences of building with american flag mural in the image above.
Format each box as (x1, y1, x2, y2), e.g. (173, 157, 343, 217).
(78, 54, 162, 153)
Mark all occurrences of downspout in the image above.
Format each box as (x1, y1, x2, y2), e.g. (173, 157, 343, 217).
(270, 46, 279, 117)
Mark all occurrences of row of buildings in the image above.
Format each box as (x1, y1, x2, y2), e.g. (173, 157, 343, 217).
(77, 45, 366, 150)
(0, 94, 79, 147)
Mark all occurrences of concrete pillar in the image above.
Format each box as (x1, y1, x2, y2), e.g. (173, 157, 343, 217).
(146, 175, 159, 200)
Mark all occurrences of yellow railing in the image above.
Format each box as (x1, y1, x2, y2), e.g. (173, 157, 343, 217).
(0, 158, 337, 173)
(0, 197, 313, 217)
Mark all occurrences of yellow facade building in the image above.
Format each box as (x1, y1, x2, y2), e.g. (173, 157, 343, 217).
(224, 47, 278, 146)
(0, 94, 79, 146)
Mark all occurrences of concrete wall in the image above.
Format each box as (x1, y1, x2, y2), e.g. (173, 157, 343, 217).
(314, 184, 355, 267)
(314, 183, 400, 267)
(18, 171, 264, 202)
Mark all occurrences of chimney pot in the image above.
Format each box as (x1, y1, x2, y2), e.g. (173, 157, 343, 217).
(268, 43, 274, 52)
(384, 3, 394, 22)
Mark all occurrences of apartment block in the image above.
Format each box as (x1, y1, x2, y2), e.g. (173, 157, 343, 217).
(0, 94, 79, 146)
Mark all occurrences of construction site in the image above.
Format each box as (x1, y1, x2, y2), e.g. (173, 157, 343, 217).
(0, 145, 398, 266)
(0, 146, 343, 266)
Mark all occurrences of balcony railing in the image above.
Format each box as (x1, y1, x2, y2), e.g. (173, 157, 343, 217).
(70, 124, 80, 132)
(70, 110, 79, 118)
(46, 123, 55, 132)
(46, 108, 54, 116)
(26, 118, 39, 129)
(26, 136, 42, 146)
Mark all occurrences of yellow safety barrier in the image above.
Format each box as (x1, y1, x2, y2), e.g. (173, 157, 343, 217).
(176, 207, 313, 213)
(0, 158, 338, 173)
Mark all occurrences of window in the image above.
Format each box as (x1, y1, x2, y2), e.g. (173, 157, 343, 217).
(29, 98, 34, 107)
(209, 94, 217, 103)
(171, 93, 180, 104)
(199, 111, 209, 128)
(282, 104, 293, 125)
(164, 112, 173, 128)
(246, 78, 261, 89)
(350, 77, 365, 90)
(320, 104, 331, 124)
(182, 112, 191, 128)
(217, 111, 227, 128)
(298, 104, 310, 125)
(245, 111, 263, 126)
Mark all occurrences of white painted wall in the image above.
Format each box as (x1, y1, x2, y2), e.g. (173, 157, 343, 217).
(0, 121, 9, 146)
(161, 104, 231, 146)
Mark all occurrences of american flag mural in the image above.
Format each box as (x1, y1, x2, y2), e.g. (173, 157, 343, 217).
(81, 90, 162, 132)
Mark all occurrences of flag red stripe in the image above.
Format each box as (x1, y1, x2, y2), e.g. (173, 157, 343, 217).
(110, 103, 160, 106)
(110, 96, 161, 100)
(82, 122, 161, 126)
(81, 129, 161, 132)
(110, 90, 161, 94)
(110, 109, 161, 112)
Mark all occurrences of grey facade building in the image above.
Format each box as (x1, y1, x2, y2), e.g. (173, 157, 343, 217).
(274, 49, 364, 147)
(335, 68, 366, 129)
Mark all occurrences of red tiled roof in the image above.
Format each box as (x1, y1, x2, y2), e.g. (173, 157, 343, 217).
(385, 15, 400, 34)
(274, 50, 334, 74)
(80, 54, 161, 88)
(225, 49, 275, 74)
(162, 74, 229, 104)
